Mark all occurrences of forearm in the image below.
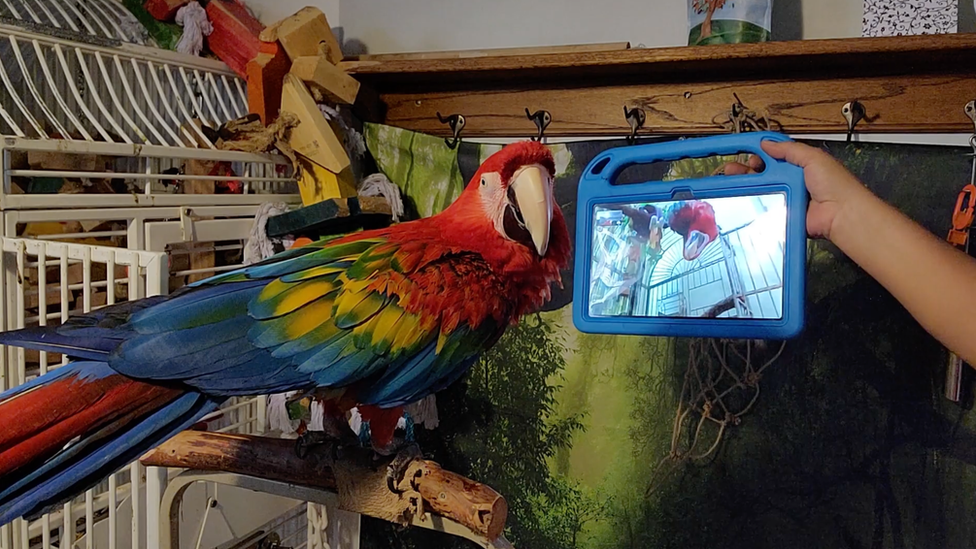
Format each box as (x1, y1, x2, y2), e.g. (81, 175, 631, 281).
(830, 191, 976, 364)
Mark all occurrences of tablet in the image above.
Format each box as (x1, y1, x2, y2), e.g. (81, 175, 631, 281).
(572, 132, 807, 339)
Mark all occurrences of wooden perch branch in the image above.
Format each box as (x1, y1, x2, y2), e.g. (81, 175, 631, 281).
(141, 431, 507, 541)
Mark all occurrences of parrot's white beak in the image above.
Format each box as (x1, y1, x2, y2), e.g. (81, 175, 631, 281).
(510, 165, 553, 256)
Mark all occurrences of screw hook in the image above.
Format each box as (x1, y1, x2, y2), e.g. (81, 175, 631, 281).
(842, 100, 866, 143)
(525, 108, 551, 141)
(624, 106, 646, 144)
(965, 100, 976, 142)
(436, 112, 465, 149)
(966, 101, 976, 154)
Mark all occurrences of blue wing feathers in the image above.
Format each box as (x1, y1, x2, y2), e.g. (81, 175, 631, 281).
(0, 236, 511, 527)
(130, 280, 264, 332)
(0, 236, 501, 409)
(0, 327, 117, 361)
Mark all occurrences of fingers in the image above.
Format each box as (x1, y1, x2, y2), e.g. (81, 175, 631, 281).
(760, 140, 824, 167)
(720, 162, 755, 176)
(747, 154, 765, 171)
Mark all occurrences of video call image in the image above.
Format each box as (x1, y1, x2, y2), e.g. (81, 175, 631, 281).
(588, 193, 787, 319)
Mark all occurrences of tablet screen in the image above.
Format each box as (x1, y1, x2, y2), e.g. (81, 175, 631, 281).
(588, 193, 787, 319)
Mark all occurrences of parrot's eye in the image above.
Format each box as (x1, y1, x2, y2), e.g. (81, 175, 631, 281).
(481, 177, 486, 186)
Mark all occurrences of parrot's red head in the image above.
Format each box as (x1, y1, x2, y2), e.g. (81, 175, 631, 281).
(439, 140, 571, 314)
(668, 201, 719, 261)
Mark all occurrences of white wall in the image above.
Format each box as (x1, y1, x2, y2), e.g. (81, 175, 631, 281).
(238, 0, 975, 56)
(337, 0, 869, 55)
(247, 0, 339, 29)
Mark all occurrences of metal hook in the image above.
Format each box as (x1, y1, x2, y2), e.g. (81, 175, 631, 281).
(436, 112, 466, 149)
(624, 106, 646, 144)
(842, 100, 866, 143)
(965, 100, 976, 138)
(525, 108, 551, 141)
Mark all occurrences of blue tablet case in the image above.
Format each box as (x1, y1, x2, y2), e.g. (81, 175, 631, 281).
(572, 132, 807, 339)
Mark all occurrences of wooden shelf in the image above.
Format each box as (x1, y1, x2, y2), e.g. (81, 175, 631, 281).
(344, 35, 976, 138)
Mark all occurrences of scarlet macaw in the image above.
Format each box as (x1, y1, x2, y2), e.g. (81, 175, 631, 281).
(666, 200, 719, 261)
(0, 141, 571, 524)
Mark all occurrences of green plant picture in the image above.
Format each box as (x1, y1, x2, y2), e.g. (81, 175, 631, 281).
(363, 125, 976, 549)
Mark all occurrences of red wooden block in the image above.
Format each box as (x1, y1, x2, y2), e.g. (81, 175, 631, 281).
(246, 41, 291, 124)
(144, 0, 189, 21)
(205, 0, 265, 78)
(144, 0, 190, 21)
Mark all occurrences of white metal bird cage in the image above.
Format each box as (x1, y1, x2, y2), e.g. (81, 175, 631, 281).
(0, 2, 310, 549)
(639, 222, 785, 318)
(591, 196, 786, 320)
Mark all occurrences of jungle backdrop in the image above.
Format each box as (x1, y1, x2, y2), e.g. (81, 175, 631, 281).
(360, 124, 976, 549)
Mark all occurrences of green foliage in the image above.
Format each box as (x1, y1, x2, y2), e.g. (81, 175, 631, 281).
(358, 127, 976, 548)
(120, 0, 182, 50)
(361, 315, 587, 549)
(529, 476, 614, 549)
(364, 123, 466, 218)
(689, 20, 771, 45)
(459, 315, 586, 547)
(615, 141, 976, 549)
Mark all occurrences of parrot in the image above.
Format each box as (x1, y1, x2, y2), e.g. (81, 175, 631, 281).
(0, 140, 571, 525)
(666, 200, 719, 261)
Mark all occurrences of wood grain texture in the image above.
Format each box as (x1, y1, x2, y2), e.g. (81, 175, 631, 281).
(347, 35, 976, 88)
(345, 35, 976, 136)
(342, 41, 630, 64)
(141, 431, 507, 540)
(380, 74, 976, 137)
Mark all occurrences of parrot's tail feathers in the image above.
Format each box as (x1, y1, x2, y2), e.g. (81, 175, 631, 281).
(0, 325, 120, 361)
(0, 361, 219, 525)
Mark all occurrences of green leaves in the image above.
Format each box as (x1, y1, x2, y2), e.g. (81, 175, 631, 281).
(364, 123, 466, 218)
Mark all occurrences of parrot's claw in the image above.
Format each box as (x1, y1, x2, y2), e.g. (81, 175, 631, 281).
(386, 443, 422, 494)
(295, 430, 332, 460)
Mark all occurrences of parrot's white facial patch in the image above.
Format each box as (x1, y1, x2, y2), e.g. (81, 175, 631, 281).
(480, 164, 554, 257)
(477, 171, 509, 237)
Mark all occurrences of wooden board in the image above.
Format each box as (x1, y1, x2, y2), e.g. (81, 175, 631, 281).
(265, 6, 343, 64)
(182, 160, 215, 285)
(378, 74, 976, 137)
(296, 155, 357, 206)
(344, 35, 976, 136)
(281, 73, 351, 173)
(290, 55, 360, 105)
(247, 45, 291, 124)
(346, 34, 976, 87)
(343, 41, 630, 63)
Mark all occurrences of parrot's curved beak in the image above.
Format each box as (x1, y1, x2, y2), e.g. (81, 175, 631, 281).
(683, 230, 711, 261)
(510, 165, 553, 257)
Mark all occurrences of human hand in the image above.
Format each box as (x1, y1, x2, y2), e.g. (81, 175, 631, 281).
(720, 140, 872, 240)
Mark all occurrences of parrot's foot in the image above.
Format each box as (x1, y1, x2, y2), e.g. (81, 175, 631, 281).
(385, 442, 422, 494)
(295, 430, 353, 461)
(295, 430, 331, 460)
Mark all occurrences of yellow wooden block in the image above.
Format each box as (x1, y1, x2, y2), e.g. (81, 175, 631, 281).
(262, 6, 343, 64)
(297, 155, 357, 206)
(281, 73, 351, 174)
(290, 55, 360, 105)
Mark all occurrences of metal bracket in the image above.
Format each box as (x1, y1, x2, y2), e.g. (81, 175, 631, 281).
(436, 112, 466, 149)
(965, 101, 976, 152)
(624, 106, 646, 143)
(842, 100, 866, 143)
(525, 108, 551, 141)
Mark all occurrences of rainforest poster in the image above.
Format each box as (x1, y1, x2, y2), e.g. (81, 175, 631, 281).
(361, 124, 976, 549)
